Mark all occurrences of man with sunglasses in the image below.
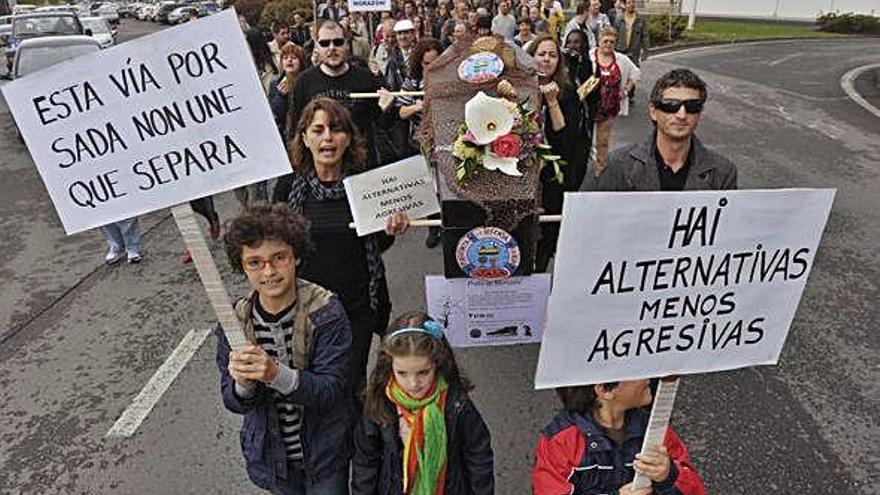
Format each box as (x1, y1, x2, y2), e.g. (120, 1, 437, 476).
(290, 19, 393, 169)
(598, 68, 737, 191)
(216, 204, 353, 494)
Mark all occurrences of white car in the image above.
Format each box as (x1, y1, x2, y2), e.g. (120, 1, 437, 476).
(80, 16, 115, 48)
(167, 6, 197, 24)
(12, 35, 101, 78)
(96, 5, 120, 25)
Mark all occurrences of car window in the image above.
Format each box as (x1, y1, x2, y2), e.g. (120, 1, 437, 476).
(13, 17, 81, 37)
(16, 44, 99, 77)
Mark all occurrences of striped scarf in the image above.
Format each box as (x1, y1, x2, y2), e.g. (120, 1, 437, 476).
(386, 375, 449, 495)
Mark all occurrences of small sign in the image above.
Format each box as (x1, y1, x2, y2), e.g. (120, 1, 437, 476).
(347, 0, 392, 12)
(343, 155, 440, 236)
(535, 189, 835, 389)
(457, 52, 504, 84)
(1, 10, 290, 234)
(425, 274, 551, 347)
(455, 226, 521, 279)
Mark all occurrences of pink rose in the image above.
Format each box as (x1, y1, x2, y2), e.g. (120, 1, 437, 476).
(490, 133, 522, 158)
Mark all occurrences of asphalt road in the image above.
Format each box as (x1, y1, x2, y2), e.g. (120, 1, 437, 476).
(0, 21, 878, 494)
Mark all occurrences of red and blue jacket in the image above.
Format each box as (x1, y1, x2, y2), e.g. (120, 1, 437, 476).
(532, 408, 706, 495)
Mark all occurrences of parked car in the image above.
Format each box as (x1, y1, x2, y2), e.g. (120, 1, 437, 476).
(96, 5, 119, 25)
(5, 12, 84, 74)
(9, 35, 101, 140)
(156, 2, 182, 24)
(167, 5, 197, 24)
(12, 34, 101, 78)
(197, 1, 218, 16)
(80, 16, 115, 48)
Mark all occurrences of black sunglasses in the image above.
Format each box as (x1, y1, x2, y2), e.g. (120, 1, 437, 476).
(653, 98, 705, 114)
(317, 37, 346, 48)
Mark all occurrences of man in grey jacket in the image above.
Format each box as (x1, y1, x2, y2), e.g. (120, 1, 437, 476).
(597, 68, 737, 191)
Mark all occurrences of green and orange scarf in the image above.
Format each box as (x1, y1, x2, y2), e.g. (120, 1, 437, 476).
(385, 375, 449, 495)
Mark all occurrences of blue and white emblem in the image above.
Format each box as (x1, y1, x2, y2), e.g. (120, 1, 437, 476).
(455, 227, 521, 279)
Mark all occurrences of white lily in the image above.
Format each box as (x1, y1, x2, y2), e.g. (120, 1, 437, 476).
(464, 92, 515, 145)
(483, 153, 522, 176)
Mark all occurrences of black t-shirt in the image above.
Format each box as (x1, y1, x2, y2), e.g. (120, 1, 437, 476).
(290, 65, 385, 168)
(654, 144, 692, 191)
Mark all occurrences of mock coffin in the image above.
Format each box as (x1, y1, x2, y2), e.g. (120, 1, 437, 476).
(421, 36, 557, 279)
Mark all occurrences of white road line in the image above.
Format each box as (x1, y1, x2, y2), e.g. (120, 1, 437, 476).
(767, 52, 802, 67)
(106, 327, 212, 438)
(840, 63, 880, 120)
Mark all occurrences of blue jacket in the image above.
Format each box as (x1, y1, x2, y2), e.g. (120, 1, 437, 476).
(215, 288, 352, 489)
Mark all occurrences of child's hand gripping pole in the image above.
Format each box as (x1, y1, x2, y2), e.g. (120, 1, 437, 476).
(631, 376, 681, 490)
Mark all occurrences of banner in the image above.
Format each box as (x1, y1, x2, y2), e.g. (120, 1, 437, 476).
(1, 9, 290, 234)
(535, 189, 835, 389)
(344, 155, 440, 236)
(347, 0, 392, 12)
(426, 274, 551, 347)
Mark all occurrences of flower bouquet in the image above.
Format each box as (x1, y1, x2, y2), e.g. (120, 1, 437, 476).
(452, 81, 564, 187)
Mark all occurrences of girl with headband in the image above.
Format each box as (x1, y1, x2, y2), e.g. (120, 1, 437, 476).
(351, 311, 495, 494)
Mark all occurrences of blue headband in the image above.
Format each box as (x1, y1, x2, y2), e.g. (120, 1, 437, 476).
(388, 319, 444, 340)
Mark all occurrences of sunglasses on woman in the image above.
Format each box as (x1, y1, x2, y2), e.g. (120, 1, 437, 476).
(653, 98, 705, 114)
(317, 37, 346, 47)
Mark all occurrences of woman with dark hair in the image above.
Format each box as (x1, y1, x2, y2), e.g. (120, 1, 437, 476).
(288, 98, 410, 415)
(245, 27, 279, 91)
(527, 33, 588, 272)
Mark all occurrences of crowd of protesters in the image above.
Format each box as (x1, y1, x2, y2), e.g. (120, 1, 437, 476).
(99, 0, 739, 493)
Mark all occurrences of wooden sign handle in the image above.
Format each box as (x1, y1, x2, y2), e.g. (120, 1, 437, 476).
(171, 203, 247, 349)
(631, 376, 681, 490)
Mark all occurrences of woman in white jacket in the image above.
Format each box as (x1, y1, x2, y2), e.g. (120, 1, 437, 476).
(589, 25, 640, 178)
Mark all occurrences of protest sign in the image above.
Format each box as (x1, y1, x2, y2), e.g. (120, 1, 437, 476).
(347, 0, 392, 12)
(535, 189, 835, 389)
(1, 10, 290, 234)
(344, 155, 440, 236)
(426, 274, 550, 347)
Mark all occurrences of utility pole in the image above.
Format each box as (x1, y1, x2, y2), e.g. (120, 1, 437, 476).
(687, 0, 697, 30)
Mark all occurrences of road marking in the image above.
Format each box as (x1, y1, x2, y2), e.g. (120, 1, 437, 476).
(106, 327, 212, 438)
(767, 52, 802, 67)
(840, 63, 880, 120)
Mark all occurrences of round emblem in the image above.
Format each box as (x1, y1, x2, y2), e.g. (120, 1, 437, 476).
(457, 52, 504, 84)
(455, 227, 521, 279)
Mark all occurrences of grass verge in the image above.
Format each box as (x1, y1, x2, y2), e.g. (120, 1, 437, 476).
(681, 20, 847, 42)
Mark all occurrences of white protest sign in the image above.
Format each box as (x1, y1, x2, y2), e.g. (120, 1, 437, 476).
(426, 274, 551, 347)
(343, 155, 440, 236)
(535, 189, 835, 389)
(347, 0, 392, 12)
(1, 10, 290, 234)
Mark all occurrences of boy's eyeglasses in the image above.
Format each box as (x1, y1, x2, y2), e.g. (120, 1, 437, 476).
(653, 98, 705, 114)
(243, 251, 294, 272)
(317, 38, 346, 47)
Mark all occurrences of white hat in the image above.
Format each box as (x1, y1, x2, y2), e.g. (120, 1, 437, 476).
(394, 19, 415, 32)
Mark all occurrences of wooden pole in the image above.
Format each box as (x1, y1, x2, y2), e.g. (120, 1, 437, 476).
(348, 214, 563, 229)
(171, 203, 247, 349)
(349, 90, 426, 98)
(631, 376, 681, 490)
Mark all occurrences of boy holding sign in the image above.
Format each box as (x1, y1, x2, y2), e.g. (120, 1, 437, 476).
(215, 204, 352, 494)
(532, 382, 705, 495)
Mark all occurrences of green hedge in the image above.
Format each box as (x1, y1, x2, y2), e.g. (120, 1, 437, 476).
(648, 14, 688, 43)
(816, 12, 880, 34)
(259, 0, 313, 30)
